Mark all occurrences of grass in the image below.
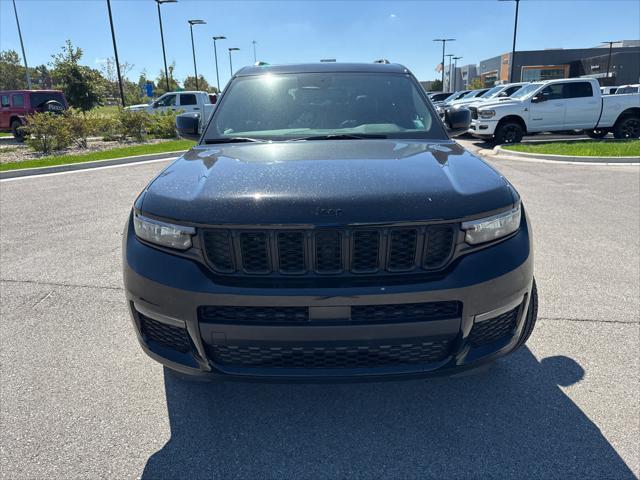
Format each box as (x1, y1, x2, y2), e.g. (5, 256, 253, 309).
(93, 105, 122, 116)
(0, 132, 12, 137)
(503, 139, 640, 157)
(0, 139, 196, 172)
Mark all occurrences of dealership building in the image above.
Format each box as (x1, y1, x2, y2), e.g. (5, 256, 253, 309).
(444, 40, 640, 90)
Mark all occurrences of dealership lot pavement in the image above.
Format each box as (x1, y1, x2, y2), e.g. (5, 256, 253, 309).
(1, 151, 638, 479)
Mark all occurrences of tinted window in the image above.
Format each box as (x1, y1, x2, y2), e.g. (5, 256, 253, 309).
(30, 92, 65, 108)
(564, 82, 593, 99)
(539, 84, 564, 100)
(205, 72, 443, 141)
(180, 93, 197, 105)
(504, 86, 522, 96)
(616, 86, 639, 94)
(12, 94, 24, 107)
(156, 94, 176, 107)
(1, 95, 9, 107)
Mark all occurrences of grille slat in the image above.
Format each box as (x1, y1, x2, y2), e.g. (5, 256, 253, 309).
(210, 340, 451, 369)
(351, 302, 461, 323)
(200, 306, 309, 323)
(202, 224, 456, 277)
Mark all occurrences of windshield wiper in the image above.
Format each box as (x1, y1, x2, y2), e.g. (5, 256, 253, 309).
(204, 137, 266, 144)
(290, 133, 387, 141)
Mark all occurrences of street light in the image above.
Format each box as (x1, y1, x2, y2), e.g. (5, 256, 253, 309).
(433, 38, 455, 92)
(188, 20, 206, 91)
(106, 0, 125, 107)
(252, 40, 257, 63)
(228, 47, 240, 76)
(602, 41, 622, 84)
(155, 0, 177, 92)
(11, 0, 31, 89)
(445, 54, 454, 91)
(453, 56, 463, 92)
(499, 0, 521, 83)
(212, 36, 226, 93)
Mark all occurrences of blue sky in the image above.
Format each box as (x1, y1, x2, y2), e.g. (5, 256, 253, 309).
(1, 0, 639, 89)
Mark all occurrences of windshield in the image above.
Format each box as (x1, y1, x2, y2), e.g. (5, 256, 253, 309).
(204, 72, 443, 141)
(510, 83, 542, 99)
(480, 86, 504, 98)
(461, 90, 479, 99)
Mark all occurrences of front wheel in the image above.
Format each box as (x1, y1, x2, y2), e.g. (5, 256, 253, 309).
(585, 128, 608, 139)
(11, 120, 25, 142)
(613, 115, 640, 139)
(494, 121, 524, 144)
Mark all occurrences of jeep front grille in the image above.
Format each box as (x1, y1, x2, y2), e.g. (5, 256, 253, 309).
(201, 224, 457, 276)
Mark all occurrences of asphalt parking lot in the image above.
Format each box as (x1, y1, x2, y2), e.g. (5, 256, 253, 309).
(1, 151, 638, 479)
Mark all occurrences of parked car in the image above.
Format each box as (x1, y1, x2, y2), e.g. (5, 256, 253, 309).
(427, 92, 453, 102)
(468, 78, 640, 143)
(0, 89, 68, 140)
(125, 91, 213, 116)
(446, 88, 490, 107)
(615, 84, 640, 95)
(432, 90, 470, 108)
(124, 62, 537, 381)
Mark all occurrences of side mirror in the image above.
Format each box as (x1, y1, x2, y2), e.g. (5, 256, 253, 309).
(497, 92, 508, 97)
(152, 101, 159, 108)
(531, 94, 546, 103)
(444, 107, 471, 137)
(176, 112, 201, 141)
(209, 94, 217, 104)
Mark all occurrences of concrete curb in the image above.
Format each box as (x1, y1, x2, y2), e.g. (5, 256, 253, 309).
(492, 146, 640, 165)
(0, 150, 186, 180)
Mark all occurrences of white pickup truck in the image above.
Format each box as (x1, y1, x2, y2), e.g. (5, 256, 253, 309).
(126, 91, 215, 116)
(468, 78, 640, 143)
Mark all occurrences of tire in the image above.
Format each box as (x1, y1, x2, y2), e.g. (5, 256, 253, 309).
(514, 279, 538, 350)
(585, 128, 608, 139)
(613, 115, 640, 139)
(494, 121, 524, 144)
(11, 120, 25, 142)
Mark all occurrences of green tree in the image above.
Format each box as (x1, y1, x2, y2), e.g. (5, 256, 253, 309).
(0, 50, 26, 90)
(430, 79, 443, 92)
(34, 64, 53, 89)
(51, 40, 105, 111)
(155, 62, 179, 95)
(183, 75, 211, 91)
(468, 77, 485, 90)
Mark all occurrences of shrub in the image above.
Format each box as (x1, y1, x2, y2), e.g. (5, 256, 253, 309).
(94, 114, 121, 141)
(118, 109, 151, 142)
(148, 110, 178, 139)
(23, 112, 72, 153)
(64, 108, 98, 148)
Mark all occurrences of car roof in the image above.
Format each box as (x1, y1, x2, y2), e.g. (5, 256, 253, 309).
(235, 62, 410, 76)
(0, 89, 63, 94)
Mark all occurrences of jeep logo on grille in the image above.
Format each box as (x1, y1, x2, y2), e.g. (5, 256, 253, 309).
(315, 207, 343, 217)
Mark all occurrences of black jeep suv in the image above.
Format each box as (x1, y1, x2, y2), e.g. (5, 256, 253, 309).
(123, 63, 536, 380)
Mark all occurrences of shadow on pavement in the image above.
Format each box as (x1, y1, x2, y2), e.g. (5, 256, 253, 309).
(142, 349, 634, 479)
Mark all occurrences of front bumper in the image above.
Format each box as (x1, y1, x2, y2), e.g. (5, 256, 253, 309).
(469, 118, 498, 137)
(123, 212, 534, 381)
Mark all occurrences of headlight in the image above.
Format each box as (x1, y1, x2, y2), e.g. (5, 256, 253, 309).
(461, 204, 521, 245)
(478, 109, 496, 119)
(133, 211, 195, 250)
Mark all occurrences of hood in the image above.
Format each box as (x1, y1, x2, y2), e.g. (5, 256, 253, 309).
(125, 104, 150, 111)
(473, 98, 524, 110)
(140, 140, 516, 225)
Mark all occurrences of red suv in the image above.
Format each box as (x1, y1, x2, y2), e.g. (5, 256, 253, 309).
(0, 90, 68, 140)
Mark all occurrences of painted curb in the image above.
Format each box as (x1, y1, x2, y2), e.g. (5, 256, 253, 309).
(0, 150, 187, 179)
(493, 146, 640, 164)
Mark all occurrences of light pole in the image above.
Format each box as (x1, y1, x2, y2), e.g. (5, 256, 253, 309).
(445, 54, 454, 91)
(106, 0, 125, 107)
(499, 0, 521, 83)
(602, 41, 621, 84)
(155, 0, 177, 93)
(188, 20, 206, 90)
(228, 47, 240, 77)
(452, 56, 462, 92)
(11, 0, 31, 89)
(433, 38, 455, 92)
(212, 36, 226, 93)
(252, 40, 257, 63)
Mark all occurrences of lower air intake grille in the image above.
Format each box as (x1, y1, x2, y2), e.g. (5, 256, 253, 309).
(139, 314, 191, 353)
(199, 306, 309, 323)
(210, 340, 451, 369)
(469, 306, 520, 347)
(351, 301, 461, 323)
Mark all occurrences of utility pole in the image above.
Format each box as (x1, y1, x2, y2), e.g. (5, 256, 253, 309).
(213, 36, 226, 93)
(188, 19, 206, 90)
(252, 40, 257, 63)
(453, 56, 463, 92)
(602, 41, 621, 85)
(12, 0, 31, 89)
(433, 38, 455, 92)
(445, 54, 454, 91)
(499, 0, 521, 83)
(106, 0, 125, 107)
(155, 0, 177, 92)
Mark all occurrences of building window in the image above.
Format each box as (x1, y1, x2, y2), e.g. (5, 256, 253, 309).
(521, 65, 568, 82)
